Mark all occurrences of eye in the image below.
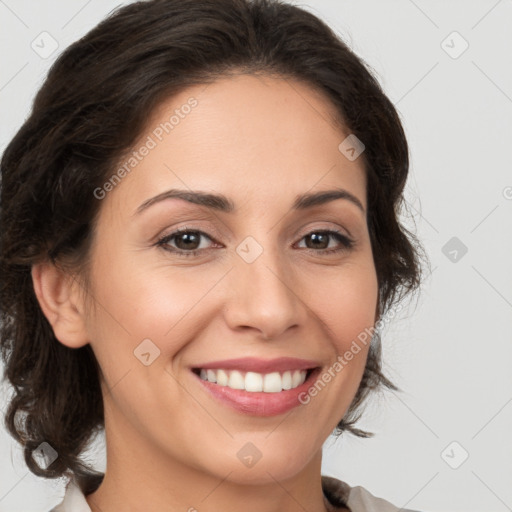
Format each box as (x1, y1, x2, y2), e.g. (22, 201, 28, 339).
(156, 228, 354, 258)
(296, 229, 354, 255)
(156, 228, 217, 257)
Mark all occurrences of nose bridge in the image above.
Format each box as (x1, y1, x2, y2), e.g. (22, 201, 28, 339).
(226, 232, 304, 338)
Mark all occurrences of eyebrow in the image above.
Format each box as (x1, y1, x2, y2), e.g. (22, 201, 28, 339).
(133, 187, 365, 216)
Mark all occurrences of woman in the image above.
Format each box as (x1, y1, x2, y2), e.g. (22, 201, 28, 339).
(0, 0, 425, 510)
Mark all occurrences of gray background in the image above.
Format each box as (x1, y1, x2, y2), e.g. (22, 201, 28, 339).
(1, 1, 511, 511)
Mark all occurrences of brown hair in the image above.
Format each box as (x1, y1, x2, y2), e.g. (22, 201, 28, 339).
(0, 0, 426, 495)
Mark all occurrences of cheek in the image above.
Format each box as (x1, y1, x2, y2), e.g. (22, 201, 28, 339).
(287, 259, 378, 440)
(84, 243, 226, 379)
(311, 259, 378, 349)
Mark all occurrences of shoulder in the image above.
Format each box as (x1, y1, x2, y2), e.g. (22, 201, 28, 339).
(321, 475, 423, 512)
(48, 478, 92, 512)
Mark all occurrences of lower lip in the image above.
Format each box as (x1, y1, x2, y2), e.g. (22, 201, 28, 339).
(191, 368, 321, 417)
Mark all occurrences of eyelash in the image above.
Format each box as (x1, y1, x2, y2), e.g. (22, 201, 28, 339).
(156, 227, 355, 258)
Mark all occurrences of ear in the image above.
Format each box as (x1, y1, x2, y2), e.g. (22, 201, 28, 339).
(31, 262, 89, 348)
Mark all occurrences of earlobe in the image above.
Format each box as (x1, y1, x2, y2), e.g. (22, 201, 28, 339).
(31, 262, 89, 349)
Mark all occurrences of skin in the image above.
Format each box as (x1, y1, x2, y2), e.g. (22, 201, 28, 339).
(32, 73, 379, 512)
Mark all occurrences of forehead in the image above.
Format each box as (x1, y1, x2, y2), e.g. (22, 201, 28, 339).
(104, 73, 367, 218)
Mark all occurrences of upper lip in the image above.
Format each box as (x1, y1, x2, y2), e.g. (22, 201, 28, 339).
(191, 357, 321, 374)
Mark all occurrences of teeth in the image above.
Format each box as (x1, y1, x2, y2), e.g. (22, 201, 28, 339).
(216, 369, 229, 386)
(245, 372, 263, 392)
(197, 368, 308, 392)
(263, 372, 281, 393)
(228, 370, 245, 390)
(282, 371, 293, 390)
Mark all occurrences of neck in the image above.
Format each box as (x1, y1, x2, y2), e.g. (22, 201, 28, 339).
(85, 400, 331, 512)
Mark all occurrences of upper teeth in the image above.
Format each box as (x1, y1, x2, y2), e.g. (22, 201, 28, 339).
(198, 369, 308, 393)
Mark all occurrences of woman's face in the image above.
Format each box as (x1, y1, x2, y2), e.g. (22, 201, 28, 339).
(81, 74, 378, 484)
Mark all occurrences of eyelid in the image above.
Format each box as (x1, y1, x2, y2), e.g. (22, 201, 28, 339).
(154, 221, 226, 244)
(296, 221, 352, 238)
(156, 221, 352, 244)
(156, 227, 220, 249)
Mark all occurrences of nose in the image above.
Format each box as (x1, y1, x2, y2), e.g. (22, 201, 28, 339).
(223, 241, 307, 340)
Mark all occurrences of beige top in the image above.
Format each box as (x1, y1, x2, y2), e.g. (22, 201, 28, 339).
(50, 475, 421, 512)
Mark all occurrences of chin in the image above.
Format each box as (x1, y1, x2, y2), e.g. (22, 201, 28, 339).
(207, 440, 317, 485)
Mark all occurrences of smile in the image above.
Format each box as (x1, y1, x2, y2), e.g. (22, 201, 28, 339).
(190, 365, 322, 417)
(193, 368, 313, 393)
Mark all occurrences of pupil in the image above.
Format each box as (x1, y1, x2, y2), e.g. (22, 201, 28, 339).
(178, 232, 198, 249)
(309, 232, 327, 249)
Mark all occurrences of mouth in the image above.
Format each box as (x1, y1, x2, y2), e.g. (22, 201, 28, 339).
(188, 356, 323, 416)
(190, 365, 322, 416)
(191, 367, 319, 393)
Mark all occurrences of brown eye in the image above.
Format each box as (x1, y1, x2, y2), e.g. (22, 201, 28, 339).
(172, 231, 202, 250)
(297, 230, 354, 254)
(157, 229, 216, 257)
